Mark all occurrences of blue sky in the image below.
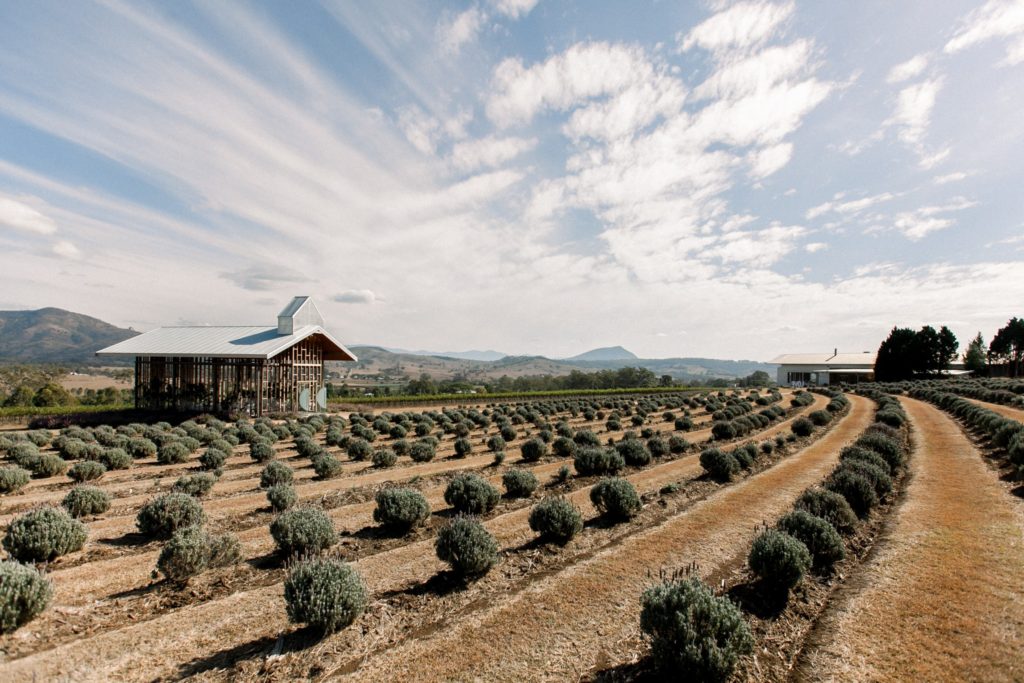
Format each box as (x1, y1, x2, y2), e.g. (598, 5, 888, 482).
(0, 0, 1022, 360)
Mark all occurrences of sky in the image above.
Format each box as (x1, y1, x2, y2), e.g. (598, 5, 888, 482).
(0, 0, 1022, 361)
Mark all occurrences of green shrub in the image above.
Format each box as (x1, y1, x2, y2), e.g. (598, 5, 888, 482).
(29, 454, 68, 478)
(444, 473, 499, 514)
(311, 452, 343, 479)
(284, 557, 367, 632)
(502, 468, 538, 498)
(647, 436, 669, 458)
(711, 421, 737, 440)
(748, 529, 811, 593)
(668, 435, 689, 454)
(453, 437, 473, 458)
(730, 446, 753, 469)
(8, 442, 39, 468)
(199, 448, 227, 471)
(640, 577, 752, 682)
(137, 493, 206, 539)
(590, 477, 641, 521)
(552, 436, 576, 458)
(409, 440, 436, 462)
(573, 429, 601, 447)
(267, 484, 298, 512)
(777, 510, 845, 570)
(616, 438, 651, 467)
(795, 488, 858, 535)
(247, 439, 274, 463)
(127, 437, 157, 459)
(372, 447, 397, 468)
(825, 469, 877, 518)
(573, 447, 625, 476)
(700, 448, 739, 482)
(0, 466, 31, 494)
(554, 464, 571, 483)
(270, 507, 336, 556)
(56, 438, 87, 459)
(25, 430, 52, 448)
(100, 448, 132, 470)
(372, 488, 430, 532)
(808, 410, 832, 426)
(0, 560, 52, 634)
(839, 445, 890, 474)
(854, 433, 904, 471)
(172, 472, 217, 498)
(528, 497, 582, 544)
(486, 435, 506, 453)
(3, 507, 87, 562)
(157, 526, 241, 583)
(62, 485, 111, 518)
(836, 459, 892, 497)
(435, 516, 498, 578)
(157, 442, 189, 465)
(500, 425, 518, 442)
(791, 417, 814, 437)
(347, 438, 372, 461)
(520, 437, 548, 462)
(260, 461, 294, 489)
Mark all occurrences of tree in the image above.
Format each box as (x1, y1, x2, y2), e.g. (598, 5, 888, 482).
(875, 327, 918, 381)
(3, 385, 35, 407)
(937, 326, 959, 371)
(659, 374, 674, 387)
(739, 370, 772, 387)
(990, 317, 1024, 377)
(32, 383, 74, 407)
(963, 332, 987, 374)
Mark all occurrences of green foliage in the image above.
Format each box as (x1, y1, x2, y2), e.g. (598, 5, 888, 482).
(808, 410, 832, 426)
(0, 466, 31, 494)
(27, 453, 66, 478)
(640, 577, 752, 682)
(486, 435, 506, 452)
(435, 516, 499, 578)
(616, 438, 652, 466)
(700, 448, 739, 482)
(3, 507, 87, 562)
(198, 448, 227, 471)
(573, 446, 625, 476)
(854, 432, 904, 471)
(528, 497, 582, 544)
(824, 469, 877, 518)
(777, 510, 845, 570)
(157, 526, 241, 583)
(748, 529, 811, 593)
(502, 468, 538, 498)
(249, 440, 275, 463)
(791, 417, 814, 437)
(453, 437, 473, 458)
(647, 436, 669, 458)
(270, 507, 336, 556)
(284, 557, 367, 632)
(347, 438, 372, 461)
(519, 437, 548, 462)
(100, 448, 132, 470)
(372, 447, 397, 468)
(839, 445, 891, 475)
(875, 324, 959, 381)
(590, 477, 641, 521)
(62, 485, 111, 518)
(711, 421, 737, 440)
(444, 473, 499, 514)
(409, 440, 436, 462)
(552, 436, 576, 458)
(172, 472, 218, 498)
(0, 560, 52, 634)
(158, 442, 190, 464)
(311, 452, 343, 479)
(137, 493, 206, 539)
(795, 487, 858, 535)
(267, 484, 298, 512)
(260, 461, 294, 489)
(373, 488, 430, 532)
(668, 435, 689, 454)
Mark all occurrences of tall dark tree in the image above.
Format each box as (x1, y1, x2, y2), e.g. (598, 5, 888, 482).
(963, 332, 987, 374)
(990, 317, 1024, 377)
(937, 326, 959, 372)
(874, 327, 918, 381)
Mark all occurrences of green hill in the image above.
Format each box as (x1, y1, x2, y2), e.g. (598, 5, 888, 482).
(0, 308, 138, 365)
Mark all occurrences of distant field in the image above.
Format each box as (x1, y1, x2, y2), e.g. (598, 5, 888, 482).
(59, 372, 132, 391)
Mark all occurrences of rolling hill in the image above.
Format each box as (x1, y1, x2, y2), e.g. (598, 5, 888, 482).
(566, 346, 638, 361)
(0, 308, 138, 365)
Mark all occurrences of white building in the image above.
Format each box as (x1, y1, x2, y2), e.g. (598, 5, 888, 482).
(770, 350, 877, 386)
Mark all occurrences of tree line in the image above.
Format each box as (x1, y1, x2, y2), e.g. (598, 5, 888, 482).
(875, 316, 1024, 380)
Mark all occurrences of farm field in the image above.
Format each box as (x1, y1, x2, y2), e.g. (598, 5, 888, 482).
(0, 381, 1022, 682)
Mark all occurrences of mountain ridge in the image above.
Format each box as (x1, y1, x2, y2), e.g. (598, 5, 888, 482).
(0, 308, 138, 365)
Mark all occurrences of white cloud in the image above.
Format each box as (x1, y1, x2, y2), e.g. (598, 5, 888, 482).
(333, 289, 378, 304)
(934, 170, 971, 184)
(679, 1, 795, 55)
(945, 0, 1024, 65)
(703, 224, 806, 267)
(438, 7, 486, 55)
(397, 106, 441, 154)
(886, 53, 929, 83)
(692, 40, 813, 101)
(804, 241, 828, 253)
(748, 142, 793, 178)
(918, 147, 951, 170)
(491, 0, 538, 20)
(806, 192, 897, 220)
(0, 196, 58, 234)
(51, 240, 81, 259)
(450, 135, 537, 172)
(890, 197, 977, 240)
(888, 77, 943, 145)
(221, 266, 308, 291)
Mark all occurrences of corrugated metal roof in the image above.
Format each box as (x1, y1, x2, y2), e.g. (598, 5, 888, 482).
(96, 325, 357, 361)
(770, 352, 878, 366)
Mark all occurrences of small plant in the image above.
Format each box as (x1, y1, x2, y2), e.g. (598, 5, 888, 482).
(62, 485, 111, 518)
(700, 448, 738, 482)
(347, 438, 372, 461)
(267, 484, 298, 512)
(3, 507, 87, 562)
(373, 488, 430, 532)
(590, 477, 641, 521)
(0, 560, 52, 634)
(30, 454, 68, 478)
(311, 452, 343, 479)
(260, 461, 294, 489)
(453, 437, 473, 458)
(795, 488, 858, 535)
(100, 448, 132, 470)
(502, 468, 538, 498)
(492, 451, 506, 466)
(409, 440, 435, 462)
(777, 510, 845, 570)
(520, 438, 548, 462)
(435, 516, 499, 578)
(528, 497, 582, 544)
(270, 507, 336, 556)
(0, 466, 31, 494)
(137, 493, 206, 539)
(372, 447, 397, 468)
(791, 417, 814, 438)
(854, 432, 904, 471)
(249, 440, 276, 463)
(67, 460, 106, 483)
(199, 448, 227, 471)
(554, 464, 571, 483)
(825, 469, 877, 518)
(157, 526, 241, 583)
(748, 529, 811, 593)
(486, 435, 506, 452)
(573, 447, 625, 476)
(552, 436, 576, 458)
(616, 438, 652, 466)
(127, 437, 157, 459)
(158, 442, 190, 465)
(640, 577, 752, 682)
(444, 473, 499, 514)
(284, 557, 367, 632)
(172, 473, 217, 498)
(808, 410, 832, 426)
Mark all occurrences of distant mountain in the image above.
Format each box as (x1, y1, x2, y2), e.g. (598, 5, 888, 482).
(0, 308, 138, 365)
(378, 347, 508, 362)
(567, 346, 638, 361)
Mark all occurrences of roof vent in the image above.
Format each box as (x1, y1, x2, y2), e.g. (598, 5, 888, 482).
(277, 296, 324, 335)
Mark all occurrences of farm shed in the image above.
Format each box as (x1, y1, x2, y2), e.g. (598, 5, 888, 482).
(96, 296, 356, 416)
(770, 351, 878, 386)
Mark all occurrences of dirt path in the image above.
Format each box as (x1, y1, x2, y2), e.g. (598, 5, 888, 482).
(797, 397, 1024, 683)
(965, 396, 1024, 423)
(329, 395, 873, 682)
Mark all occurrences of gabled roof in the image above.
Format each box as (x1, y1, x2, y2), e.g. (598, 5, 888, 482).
(770, 352, 877, 366)
(96, 325, 357, 361)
